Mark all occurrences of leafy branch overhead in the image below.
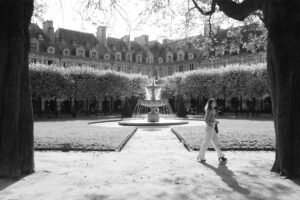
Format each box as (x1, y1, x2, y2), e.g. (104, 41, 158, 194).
(191, 0, 263, 21)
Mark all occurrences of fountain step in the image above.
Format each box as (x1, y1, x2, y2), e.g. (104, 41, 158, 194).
(118, 119, 188, 126)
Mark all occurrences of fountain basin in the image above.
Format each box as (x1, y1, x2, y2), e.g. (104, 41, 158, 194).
(118, 119, 188, 126)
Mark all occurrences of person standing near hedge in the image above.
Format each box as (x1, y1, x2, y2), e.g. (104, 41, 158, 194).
(197, 98, 227, 163)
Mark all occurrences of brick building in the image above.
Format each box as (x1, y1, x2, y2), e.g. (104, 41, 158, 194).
(29, 20, 267, 78)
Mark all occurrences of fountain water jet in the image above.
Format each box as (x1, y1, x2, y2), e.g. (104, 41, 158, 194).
(119, 79, 188, 126)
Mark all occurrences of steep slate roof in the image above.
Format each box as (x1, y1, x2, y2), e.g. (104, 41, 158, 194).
(107, 37, 128, 52)
(148, 41, 163, 58)
(29, 23, 51, 53)
(158, 35, 206, 61)
(55, 28, 99, 56)
(106, 37, 129, 60)
(96, 43, 110, 58)
(129, 41, 144, 53)
(29, 22, 266, 63)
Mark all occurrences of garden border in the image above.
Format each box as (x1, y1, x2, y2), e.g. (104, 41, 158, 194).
(34, 127, 137, 152)
(116, 128, 137, 152)
(171, 128, 275, 152)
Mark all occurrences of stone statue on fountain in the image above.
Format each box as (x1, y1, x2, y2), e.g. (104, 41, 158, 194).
(147, 79, 160, 122)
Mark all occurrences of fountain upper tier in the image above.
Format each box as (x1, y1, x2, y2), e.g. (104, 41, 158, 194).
(145, 79, 161, 101)
(139, 99, 169, 108)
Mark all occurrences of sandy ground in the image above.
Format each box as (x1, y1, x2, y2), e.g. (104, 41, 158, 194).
(1, 125, 300, 200)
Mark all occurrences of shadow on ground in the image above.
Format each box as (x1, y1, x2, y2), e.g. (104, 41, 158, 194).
(0, 176, 28, 192)
(202, 162, 250, 195)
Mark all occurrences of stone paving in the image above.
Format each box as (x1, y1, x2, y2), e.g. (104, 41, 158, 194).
(0, 124, 300, 200)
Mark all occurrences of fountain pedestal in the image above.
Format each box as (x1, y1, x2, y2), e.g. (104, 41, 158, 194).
(148, 108, 159, 122)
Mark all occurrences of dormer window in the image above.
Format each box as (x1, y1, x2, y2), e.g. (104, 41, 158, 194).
(63, 49, 70, 56)
(104, 54, 110, 61)
(147, 57, 154, 64)
(126, 53, 132, 62)
(30, 42, 38, 52)
(61, 37, 65, 43)
(115, 52, 122, 61)
(167, 55, 171, 62)
(30, 38, 39, 52)
(158, 57, 163, 64)
(177, 53, 184, 61)
(166, 53, 173, 63)
(177, 50, 185, 61)
(136, 55, 142, 63)
(188, 53, 194, 60)
(76, 48, 85, 57)
(90, 51, 98, 59)
(149, 57, 153, 64)
(47, 47, 55, 54)
(73, 40, 77, 47)
(38, 34, 43, 41)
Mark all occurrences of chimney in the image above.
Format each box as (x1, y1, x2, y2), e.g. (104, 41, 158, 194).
(121, 35, 131, 50)
(134, 35, 149, 47)
(43, 20, 55, 43)
(97, 26, 107, 47)
(162, 38, 172, 45)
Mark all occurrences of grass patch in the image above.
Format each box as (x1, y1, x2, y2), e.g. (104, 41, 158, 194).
(34, 120, 136, 151)
(172, 119, 275, 151)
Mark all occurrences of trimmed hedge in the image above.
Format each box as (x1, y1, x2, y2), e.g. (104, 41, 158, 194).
(160, 63, 269, 100)
(30, 64, 149, 100)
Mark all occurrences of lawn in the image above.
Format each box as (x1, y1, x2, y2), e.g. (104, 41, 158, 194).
(172, 119, 275, 151)
(34, 120, 136, 151)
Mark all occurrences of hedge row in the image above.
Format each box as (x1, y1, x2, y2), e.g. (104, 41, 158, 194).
(160, 63, 270, 100)
(30, 64, 149, 99)
(30, 63, 270, 103)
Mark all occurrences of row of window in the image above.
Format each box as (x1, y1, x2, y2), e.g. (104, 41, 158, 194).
(30, 55, 196, 77)
(30, 42, 196, 64)
(104, 52, 194, 63)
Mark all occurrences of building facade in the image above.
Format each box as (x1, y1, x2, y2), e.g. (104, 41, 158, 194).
(29, 21, 267, 78)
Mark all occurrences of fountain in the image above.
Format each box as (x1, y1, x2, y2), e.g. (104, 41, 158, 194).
(118, 79, 188, 126)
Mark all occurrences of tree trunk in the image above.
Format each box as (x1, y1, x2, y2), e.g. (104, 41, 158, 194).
(215, 0, 300, 178)
(264, 2, 300, 177)
(0, 0, 34, 177)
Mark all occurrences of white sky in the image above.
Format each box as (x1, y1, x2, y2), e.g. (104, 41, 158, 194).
(35, 0, 240, 42)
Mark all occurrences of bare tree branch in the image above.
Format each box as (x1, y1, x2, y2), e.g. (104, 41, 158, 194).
(191, 0, 217, 16)
(216, 0, 263, 21)
(185, 6, 196, 17)
(207, 14, 218, 46)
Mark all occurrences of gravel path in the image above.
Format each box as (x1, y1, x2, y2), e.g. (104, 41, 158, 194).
(0, 126, 299, 200)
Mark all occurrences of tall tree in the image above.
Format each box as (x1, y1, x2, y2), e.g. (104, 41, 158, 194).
(190, 0, 300, 178)
(0, 0, 34, 177)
